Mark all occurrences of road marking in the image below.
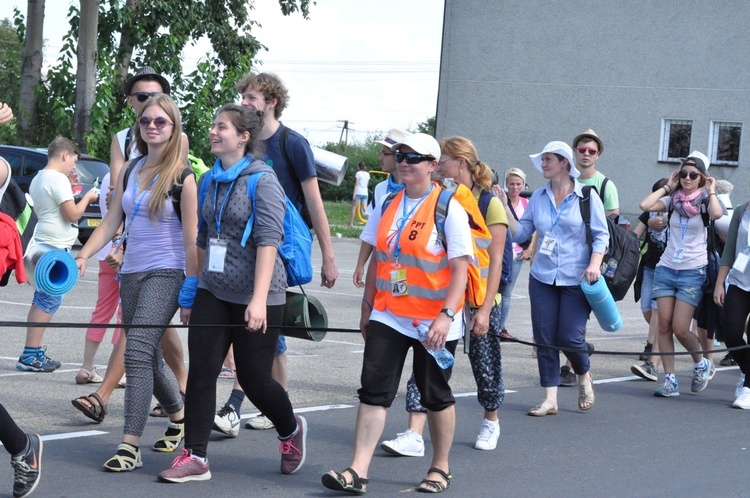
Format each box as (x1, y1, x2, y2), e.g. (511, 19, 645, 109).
(324, 339, 363, 346)
(0, 299, 95, 310)
(0, 430, 108, 447)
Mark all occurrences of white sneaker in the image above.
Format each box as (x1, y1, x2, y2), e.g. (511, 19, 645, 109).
(733, 386, 750, 410)
(736, 373, 746, 400)
(380, 429, 424, 457)
(245, 413, 275, 430)
(212, 403, 240, 437)
(474, 419, 500, 451)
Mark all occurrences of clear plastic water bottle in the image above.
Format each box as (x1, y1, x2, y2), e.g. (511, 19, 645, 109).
(412, 319, 455, 369)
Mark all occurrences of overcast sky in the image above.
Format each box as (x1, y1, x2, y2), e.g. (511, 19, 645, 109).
(0, 1, 444, 146)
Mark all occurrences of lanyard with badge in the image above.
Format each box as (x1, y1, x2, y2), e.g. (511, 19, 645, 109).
(671, 214, 691, 263)
(732, 216, 750, 273)
(539, 194, 573, 257)
(207, 180, 237, 273)
(388, 185, 433, 297)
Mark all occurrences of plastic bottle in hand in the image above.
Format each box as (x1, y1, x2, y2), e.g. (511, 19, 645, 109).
(412, 319, 455, 369)
(92, 177, 101, 196)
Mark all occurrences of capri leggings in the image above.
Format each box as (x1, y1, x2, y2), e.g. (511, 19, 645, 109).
(119, 269, 184, 438)
(0, 403, 27, 456)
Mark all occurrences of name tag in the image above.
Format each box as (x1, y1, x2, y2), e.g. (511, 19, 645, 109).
(208, 238, 228, 273)
(539, 233, 557, 256)
(390, 264, 408, 297)
(733, 249, 750, 273)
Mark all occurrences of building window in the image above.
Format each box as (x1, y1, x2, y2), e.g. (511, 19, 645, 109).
(659, 119, 692, 162)
(709, 121, 742, 166)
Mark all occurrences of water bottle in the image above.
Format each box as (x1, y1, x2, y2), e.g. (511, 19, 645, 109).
(92, 177, 101, 196)
(412, 319, 455, 369)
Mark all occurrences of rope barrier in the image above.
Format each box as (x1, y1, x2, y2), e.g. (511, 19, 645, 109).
(0, 320, 748, 357)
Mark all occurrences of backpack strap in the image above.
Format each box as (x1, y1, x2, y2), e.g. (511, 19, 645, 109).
(580, 185, 594, 251)
(123, 127, 134, 162)
(241, 172, 264, 248)
(477, 189, 493, 220)
(121, 155, 149, 226)
(599, 177, 609, 203)
(434, 188, 453, 248)
(169, 167, 195, 223)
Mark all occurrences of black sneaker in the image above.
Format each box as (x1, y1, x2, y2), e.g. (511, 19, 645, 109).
(720, 353, 736, 366)
(559, 366, 577, 387)
(638, 342, 653, 363)
(11, 434, 43, 498)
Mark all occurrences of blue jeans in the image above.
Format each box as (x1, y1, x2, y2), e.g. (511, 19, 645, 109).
(529, 276, 591, 387)
(639, 267, 658, 313)
(32, 290, 63, 314)
(498, 257, 524, 328)
(652, 265, 706, 308)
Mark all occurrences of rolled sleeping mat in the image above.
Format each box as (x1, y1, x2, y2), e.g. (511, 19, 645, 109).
(311, 147, 349, 186)
(580, 278, 622, 332)
(34, 250, 78, 296)
(282, 290, 328, 341)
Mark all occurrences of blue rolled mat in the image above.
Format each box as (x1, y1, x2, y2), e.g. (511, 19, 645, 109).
(580, 278, 622, 332)
(34, 250, 78, 296)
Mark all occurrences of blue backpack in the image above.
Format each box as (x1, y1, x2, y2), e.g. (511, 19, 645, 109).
(241, 171, 313, 287)
(199, 170, 313, 288)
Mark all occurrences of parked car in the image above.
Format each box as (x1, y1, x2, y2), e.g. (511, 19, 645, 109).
(0, 145, 109, 244)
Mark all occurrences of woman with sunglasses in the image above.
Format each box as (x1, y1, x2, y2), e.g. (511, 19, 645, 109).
(76, 93, 198, 472)
(158, 104, 307, 482)
(323, 133, 472, 494)
(714, 190, 750, 408)
(639, 151, 723, 397)
(499, 142, 607, 416)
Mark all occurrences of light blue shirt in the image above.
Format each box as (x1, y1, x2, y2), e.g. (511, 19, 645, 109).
(511, 180, 609, 286)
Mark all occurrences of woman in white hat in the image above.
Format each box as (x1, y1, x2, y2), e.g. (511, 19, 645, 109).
(640, 151, 723, 397)
(498, 141, 608, 416)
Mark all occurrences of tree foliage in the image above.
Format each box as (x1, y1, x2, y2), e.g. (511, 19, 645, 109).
(0, 16, 22, 143)
(8, 0, 314, 162)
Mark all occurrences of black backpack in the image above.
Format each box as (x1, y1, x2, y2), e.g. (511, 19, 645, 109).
(580, 185, 640, 301)
(0, 177, 38, 286)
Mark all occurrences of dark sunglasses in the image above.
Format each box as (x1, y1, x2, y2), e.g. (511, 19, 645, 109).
(395, 151, 434, 164)
(577, 147, 598, 155)
(139, 116, 174, 130)
(679, 170, 700, 180)
(131, 92, 158, 103)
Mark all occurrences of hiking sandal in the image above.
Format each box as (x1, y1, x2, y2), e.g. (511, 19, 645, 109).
(103, 443, 142, 472)
(416, 467, 452, 493)
(321, 467, 369, 494)
(71, 392, 107, 423)
(153, 421, 184, 453)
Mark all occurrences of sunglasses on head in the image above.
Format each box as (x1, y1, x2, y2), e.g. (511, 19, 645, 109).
(139, 116, 174, 130)
(577, 147, 598, 155)
(131, 92, 157, 103)
(679, 170, 700, 180)
(395, 151, 434, 164)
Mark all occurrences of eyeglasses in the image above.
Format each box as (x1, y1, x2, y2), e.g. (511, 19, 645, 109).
(679, 170, 700, 180)
(577, 147, 598, 155)
(380, 150, 395, 156)
(395, 151, 434, 164)
(131, 92, 158, 103)
(139, 116, 174, 130)
(438, 158, 453, 166)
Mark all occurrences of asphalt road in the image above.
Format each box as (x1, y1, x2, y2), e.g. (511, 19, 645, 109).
(0, 235, 746, 496)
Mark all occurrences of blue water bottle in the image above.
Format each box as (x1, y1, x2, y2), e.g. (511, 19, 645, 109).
(412, 319, 455, 369)
(580, 278, 622, 332)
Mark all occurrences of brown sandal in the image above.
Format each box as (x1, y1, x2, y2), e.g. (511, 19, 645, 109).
(578, 372, 595, 411)
(72, 392, 107, 423)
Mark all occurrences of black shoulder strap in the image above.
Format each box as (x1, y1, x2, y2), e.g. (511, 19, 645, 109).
(477, 189, 493, 221)
(599, 177, 609, 202)
(170, 167, 195, 223)
(580, 185, 594, 250)
(122, 155, 148, 192)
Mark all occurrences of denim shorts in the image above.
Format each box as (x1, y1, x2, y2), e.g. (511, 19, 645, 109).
(354, 194, 368, 204)
(32, 290, 63, 315)
(652, 265, 706, 308)
(275, 335, 287, 355)
(639, 267, 658, 313)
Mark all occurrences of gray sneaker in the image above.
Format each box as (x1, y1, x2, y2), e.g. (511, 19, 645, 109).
(691, 360, 710, 393)
(11, 434, 42, 498)
(559, 366, 577, 387)
(707, 359, 716, 380)
(631, 361, 658, 381)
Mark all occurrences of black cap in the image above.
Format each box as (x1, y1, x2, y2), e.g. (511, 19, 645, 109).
(123, 66, 170, 96)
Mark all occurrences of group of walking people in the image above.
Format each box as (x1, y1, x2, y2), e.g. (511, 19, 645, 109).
(3, 64, 750, 496)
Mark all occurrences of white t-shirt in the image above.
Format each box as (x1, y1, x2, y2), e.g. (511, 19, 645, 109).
(29, 169, 77, 248)
(658, 195, 708, 270)
(364, 179, 389, 217)
(361, 192, 473, 341)
(0, 159, 10, 202)
(354, 170, 370, 196)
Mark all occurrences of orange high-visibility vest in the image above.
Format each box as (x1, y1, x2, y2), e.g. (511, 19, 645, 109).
(373, 186, 460, 319)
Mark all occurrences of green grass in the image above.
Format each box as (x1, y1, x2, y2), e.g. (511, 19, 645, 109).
(324, 200, 366, 238)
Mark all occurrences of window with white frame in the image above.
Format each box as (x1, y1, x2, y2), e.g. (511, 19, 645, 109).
(709, 121, 742, 166)
(659, 119, 692, 162)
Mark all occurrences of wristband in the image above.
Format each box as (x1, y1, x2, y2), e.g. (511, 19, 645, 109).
(361, 299, 373, 311)
(663, 185, 671, 194)
(75, 256, 87, 261)
(178, 276, 199, 308)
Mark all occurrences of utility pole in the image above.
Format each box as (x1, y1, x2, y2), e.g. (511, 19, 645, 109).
(338, 119, 352, 152)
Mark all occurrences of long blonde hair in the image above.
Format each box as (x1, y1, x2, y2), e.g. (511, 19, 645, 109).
(439, 136, 494, 191)
(134, 94, 185, 221)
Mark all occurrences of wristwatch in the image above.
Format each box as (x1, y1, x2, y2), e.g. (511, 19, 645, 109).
(440, 308, 455, 321)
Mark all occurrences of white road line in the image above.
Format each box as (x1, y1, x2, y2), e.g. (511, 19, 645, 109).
(324, 339, 363, 346)
(0, 299, 95, 310)
(0, 430, 108, 447)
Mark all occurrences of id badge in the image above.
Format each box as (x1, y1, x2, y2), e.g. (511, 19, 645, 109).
(208, 238, 228, 273)
(733, 248, 750, 273)
(389, 263, 408, 297)
(672, 248, 684, 264)
(539, 233, 557, 256)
